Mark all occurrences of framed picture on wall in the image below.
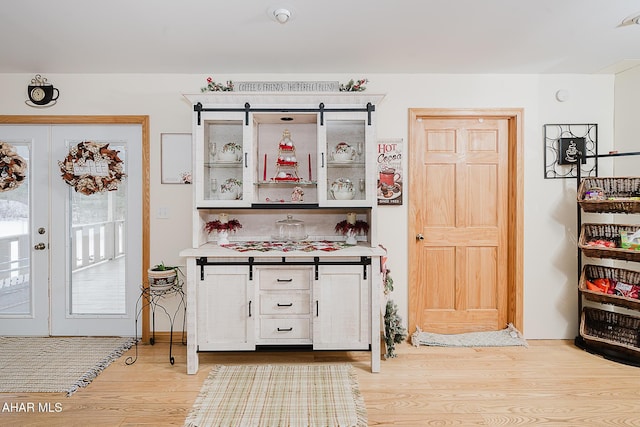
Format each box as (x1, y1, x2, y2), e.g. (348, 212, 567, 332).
(161, 133, 192, 184)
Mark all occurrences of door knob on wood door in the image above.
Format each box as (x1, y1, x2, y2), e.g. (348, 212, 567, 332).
(416, 234, 424, 241)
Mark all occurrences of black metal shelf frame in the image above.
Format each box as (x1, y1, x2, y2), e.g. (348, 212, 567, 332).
(193, 102, 376, 126)
(574, 150, 640, 367)
(197, 256, 372, 281)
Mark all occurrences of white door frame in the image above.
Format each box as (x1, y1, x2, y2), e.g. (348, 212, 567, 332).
(0, 116, 150, 337)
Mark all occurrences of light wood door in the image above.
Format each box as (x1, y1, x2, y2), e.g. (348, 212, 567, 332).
(409, 114, 512, 334)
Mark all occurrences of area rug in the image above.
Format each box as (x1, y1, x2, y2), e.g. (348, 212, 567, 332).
(0, 336, 136, 396)
(411, 323, 528, 347)
(185, 364, 367, 427)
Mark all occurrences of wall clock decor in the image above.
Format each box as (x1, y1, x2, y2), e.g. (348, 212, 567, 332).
(0, 141, 27, 192)
(25, 74, 60, 107)
(59, 141, 126, 195)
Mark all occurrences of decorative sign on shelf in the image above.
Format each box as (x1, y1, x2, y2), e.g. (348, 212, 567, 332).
(234, 81, 339, 92)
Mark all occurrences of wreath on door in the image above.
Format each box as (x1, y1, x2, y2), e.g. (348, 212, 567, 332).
(59, 141, 126, 195)
(0, 141, 27, 192)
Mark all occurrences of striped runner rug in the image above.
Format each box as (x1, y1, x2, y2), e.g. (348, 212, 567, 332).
(185, 364, 367, 427)
(0, 336, 136, 396)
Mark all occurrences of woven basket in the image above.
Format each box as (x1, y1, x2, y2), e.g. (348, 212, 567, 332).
(580, 307, 640, 354)
(579, 264, 640, 311)
(577, 177, 640, 214)
(578, 223, 640, 262)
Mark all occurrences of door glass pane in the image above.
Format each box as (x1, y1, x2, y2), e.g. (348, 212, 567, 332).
(326, 120, 366, 201)
(205, 120, 243, 201)
(70, 144, 127, 315)
(0, 143, 31, 314)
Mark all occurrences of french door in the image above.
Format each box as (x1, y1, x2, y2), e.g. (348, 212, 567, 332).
(0, 123, 143, 336)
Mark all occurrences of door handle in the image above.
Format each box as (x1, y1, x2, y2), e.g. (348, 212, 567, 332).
(34, 242, 46, 250)
(416, 234, 425, 241)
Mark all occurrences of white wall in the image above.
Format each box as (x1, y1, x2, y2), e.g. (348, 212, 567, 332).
(0, 72, 616, 338)
(614, 66, 640, 176)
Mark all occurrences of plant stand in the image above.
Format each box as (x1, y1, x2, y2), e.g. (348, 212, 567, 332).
(126, 278, 186, 366)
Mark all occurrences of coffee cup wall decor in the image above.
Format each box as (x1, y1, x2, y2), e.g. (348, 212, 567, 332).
(26, 74, 60, 107)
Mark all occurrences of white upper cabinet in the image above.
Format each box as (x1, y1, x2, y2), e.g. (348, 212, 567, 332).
(318, 111, 376, 207)
(194, 111, 253, 208)
(186, 93, 384, 209)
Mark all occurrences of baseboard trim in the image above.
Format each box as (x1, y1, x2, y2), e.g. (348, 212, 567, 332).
(147, 331, 186, 344)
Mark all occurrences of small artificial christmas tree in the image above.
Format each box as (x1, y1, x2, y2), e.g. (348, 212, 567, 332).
(384, 299, 407, 359)
(381, 263, 407, 359)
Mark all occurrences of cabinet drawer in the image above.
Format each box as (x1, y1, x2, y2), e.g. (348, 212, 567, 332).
(260, 293, 310, 315)
(259, 268, 311, 290)
(259, 318, 311, 340)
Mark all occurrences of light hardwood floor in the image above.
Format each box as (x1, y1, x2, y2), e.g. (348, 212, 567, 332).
(2, 340, 640, 426)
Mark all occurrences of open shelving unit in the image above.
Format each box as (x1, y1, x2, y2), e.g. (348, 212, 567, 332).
(574, 151, 640, 367)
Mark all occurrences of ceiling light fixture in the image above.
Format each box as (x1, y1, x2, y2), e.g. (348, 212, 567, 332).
(273, 8, 291, 24)
(619, 11, 640, 27)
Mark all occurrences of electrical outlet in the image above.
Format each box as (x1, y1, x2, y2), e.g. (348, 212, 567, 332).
(157, 207, 170, 219)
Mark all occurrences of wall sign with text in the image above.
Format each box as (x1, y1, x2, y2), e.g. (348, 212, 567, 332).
(377, 139, 403, 205)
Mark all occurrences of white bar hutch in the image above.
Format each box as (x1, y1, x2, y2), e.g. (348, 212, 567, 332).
(179, 92, 386, 374)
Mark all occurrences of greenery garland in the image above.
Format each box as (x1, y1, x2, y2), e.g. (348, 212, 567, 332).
(382, 260, 407, 359)
(384, 299, 407, 359)
(201, 76, 234, 92)
(339, 78, 368, 92)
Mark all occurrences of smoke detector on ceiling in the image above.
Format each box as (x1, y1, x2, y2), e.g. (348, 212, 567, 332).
(267, 7, 292, 24)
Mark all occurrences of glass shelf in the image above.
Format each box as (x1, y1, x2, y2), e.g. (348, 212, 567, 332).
(256, 181, 317, 187)
(206, 161, 242, 168)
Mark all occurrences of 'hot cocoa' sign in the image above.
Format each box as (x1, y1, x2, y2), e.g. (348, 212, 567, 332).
(377, 139, 403, 205)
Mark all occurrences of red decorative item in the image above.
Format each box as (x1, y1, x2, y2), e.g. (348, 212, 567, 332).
(204, 219, 242, 234)
(334, 220, 369, 235)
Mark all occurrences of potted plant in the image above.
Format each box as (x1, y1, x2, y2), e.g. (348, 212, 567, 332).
(335, 213, 369, 245)
(147, 262, 182, 288)
(205, 214, 242, 245)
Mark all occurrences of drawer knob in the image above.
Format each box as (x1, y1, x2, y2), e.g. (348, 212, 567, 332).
(277, 327, 293, 332)
(277, 302, 293, 307)
(277, 278, 293, 282)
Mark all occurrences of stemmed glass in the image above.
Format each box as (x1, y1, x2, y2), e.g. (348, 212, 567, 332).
(210, 178, 218, 198)
(209, 142, 217, 163)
